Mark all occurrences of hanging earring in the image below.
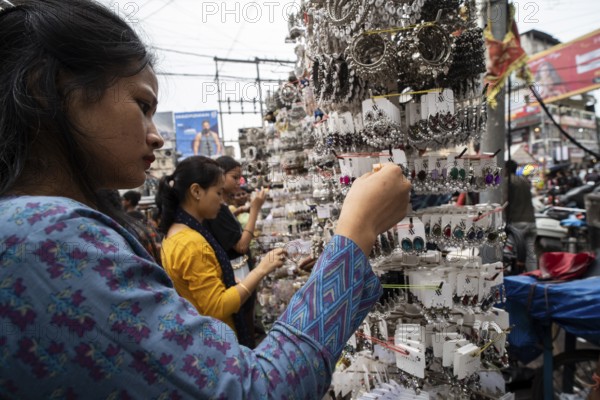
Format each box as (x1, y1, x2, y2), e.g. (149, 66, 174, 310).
(466, 226, 476, 241)
(401, 237, 413, 252)
(443, 223, 452, 238)
(453, 222, 466, 240)
(475, 227, 485, 241)
(413, 236, 425, 251)
(431, 223, 442, 238)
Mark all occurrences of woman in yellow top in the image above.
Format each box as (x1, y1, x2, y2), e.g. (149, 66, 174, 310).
(156, 156, 285, 347)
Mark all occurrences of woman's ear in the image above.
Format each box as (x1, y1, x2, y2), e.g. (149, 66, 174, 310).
(188, 183, 204, 201)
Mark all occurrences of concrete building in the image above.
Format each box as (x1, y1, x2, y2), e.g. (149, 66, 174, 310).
(508, 30, 600, 166)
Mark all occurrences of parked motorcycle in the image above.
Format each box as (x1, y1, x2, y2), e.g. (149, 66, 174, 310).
(556, 181, 600, 209)
(503, 225, 527, 275)
(535, 206, 588, 254)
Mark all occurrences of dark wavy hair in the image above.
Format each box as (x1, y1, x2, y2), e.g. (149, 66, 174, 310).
(123, 190, 142, 207)
(215, 156, 241, 173)
(0, 0, 159, 261)
(0, 0, 154, 201)
(155, 156, 223, 234)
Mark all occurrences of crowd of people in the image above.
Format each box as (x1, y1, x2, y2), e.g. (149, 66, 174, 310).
(550, 165, 599, 194)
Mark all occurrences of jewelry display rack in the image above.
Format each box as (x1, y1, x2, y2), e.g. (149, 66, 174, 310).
(241, 1, 514, 398)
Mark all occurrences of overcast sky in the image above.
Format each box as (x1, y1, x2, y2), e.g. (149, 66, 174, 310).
(99, 0, 600, 147)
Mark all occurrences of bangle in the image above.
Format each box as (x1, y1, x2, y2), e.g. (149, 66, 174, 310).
(238, 282, 252, 296)
(243, 229, 254, 236)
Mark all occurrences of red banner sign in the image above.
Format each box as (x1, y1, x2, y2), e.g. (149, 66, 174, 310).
(528, 29, 600, 103)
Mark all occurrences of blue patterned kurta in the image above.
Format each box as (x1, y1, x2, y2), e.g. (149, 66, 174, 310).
(0, 196, 382, 399)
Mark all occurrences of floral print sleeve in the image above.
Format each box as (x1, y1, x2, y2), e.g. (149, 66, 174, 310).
(0, 197, 381, 399)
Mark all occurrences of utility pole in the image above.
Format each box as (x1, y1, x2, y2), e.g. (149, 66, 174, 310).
(480, 0, 508, 205)
(479, 0, 508, 266)
(212, 56, 295, 148)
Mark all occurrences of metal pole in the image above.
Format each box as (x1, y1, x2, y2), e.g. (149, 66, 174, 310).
(480, 0, 508, 205)
(214, 57, 225, 147)
(255, 58, 265, 126)
(479, 0, 508, 265)
(542, 103, 548, 164)
(506, 75, 512, 224)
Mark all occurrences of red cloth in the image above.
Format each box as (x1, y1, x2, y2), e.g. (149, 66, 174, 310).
(524, 252, 596, 281)
(484, 4, 532, 107)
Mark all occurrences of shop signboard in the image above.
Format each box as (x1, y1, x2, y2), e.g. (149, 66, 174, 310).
(528, 29, 600, 103)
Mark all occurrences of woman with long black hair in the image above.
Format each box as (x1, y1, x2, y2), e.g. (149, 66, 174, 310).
(0, 0, 411, 397)
(156, 156, 284, 348)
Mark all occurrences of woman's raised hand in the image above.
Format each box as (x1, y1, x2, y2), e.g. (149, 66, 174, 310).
(335, 164, 412, 255)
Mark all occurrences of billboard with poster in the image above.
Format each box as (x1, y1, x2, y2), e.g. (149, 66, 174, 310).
(174, 110, 221, 159)
(529, 29, 600, 103)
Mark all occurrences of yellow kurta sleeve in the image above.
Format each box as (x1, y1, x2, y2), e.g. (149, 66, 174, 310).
(161, 227, 241, 331)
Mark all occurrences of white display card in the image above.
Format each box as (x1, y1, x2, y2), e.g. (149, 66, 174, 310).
(392, 149, 408, 166)
(395, 341, 426, 379)
(428, 155, 441, 174)
(406, 101, 421, 126)
(429, 213, 442, 239)
(453, 343, 481, 379)
(340, 111, 355, 133)
(433, 332, 461, 358)
(362, 98, 376, 120)
(420, 277, 452, 308)
(422, 214, 431, 237)
(441, 89, 455, 114)
(377, 318, 389, 342)
(480, 156, 496, 175)
(442, 338, 469, 367)
(474, 209, 491, 231)
(471, 158, 482, 180)
(316, 205, 331, 219)
(478, 271, 492, 300)
(397, 217, 427, 252)
(487, 308, 510, 331)
(373, 344, 396, 364)
(456, 271, 479, 297)
(375, 98, 401, 123)
(413, 157, 424, 175)
(441, 214, 453, 239)
(338, 157, 352, 177)
(327, 111, 339, 135)
(395, 324, 424, 343)
(420, 94, 430, 120)
(356, 157, 379, 176)
(446, 153, 456, 170)
(426, 93, 438, 117)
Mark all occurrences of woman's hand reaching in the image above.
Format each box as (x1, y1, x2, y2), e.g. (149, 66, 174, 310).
(256, 247, 287, 277)
(335, 164, 412, 255)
